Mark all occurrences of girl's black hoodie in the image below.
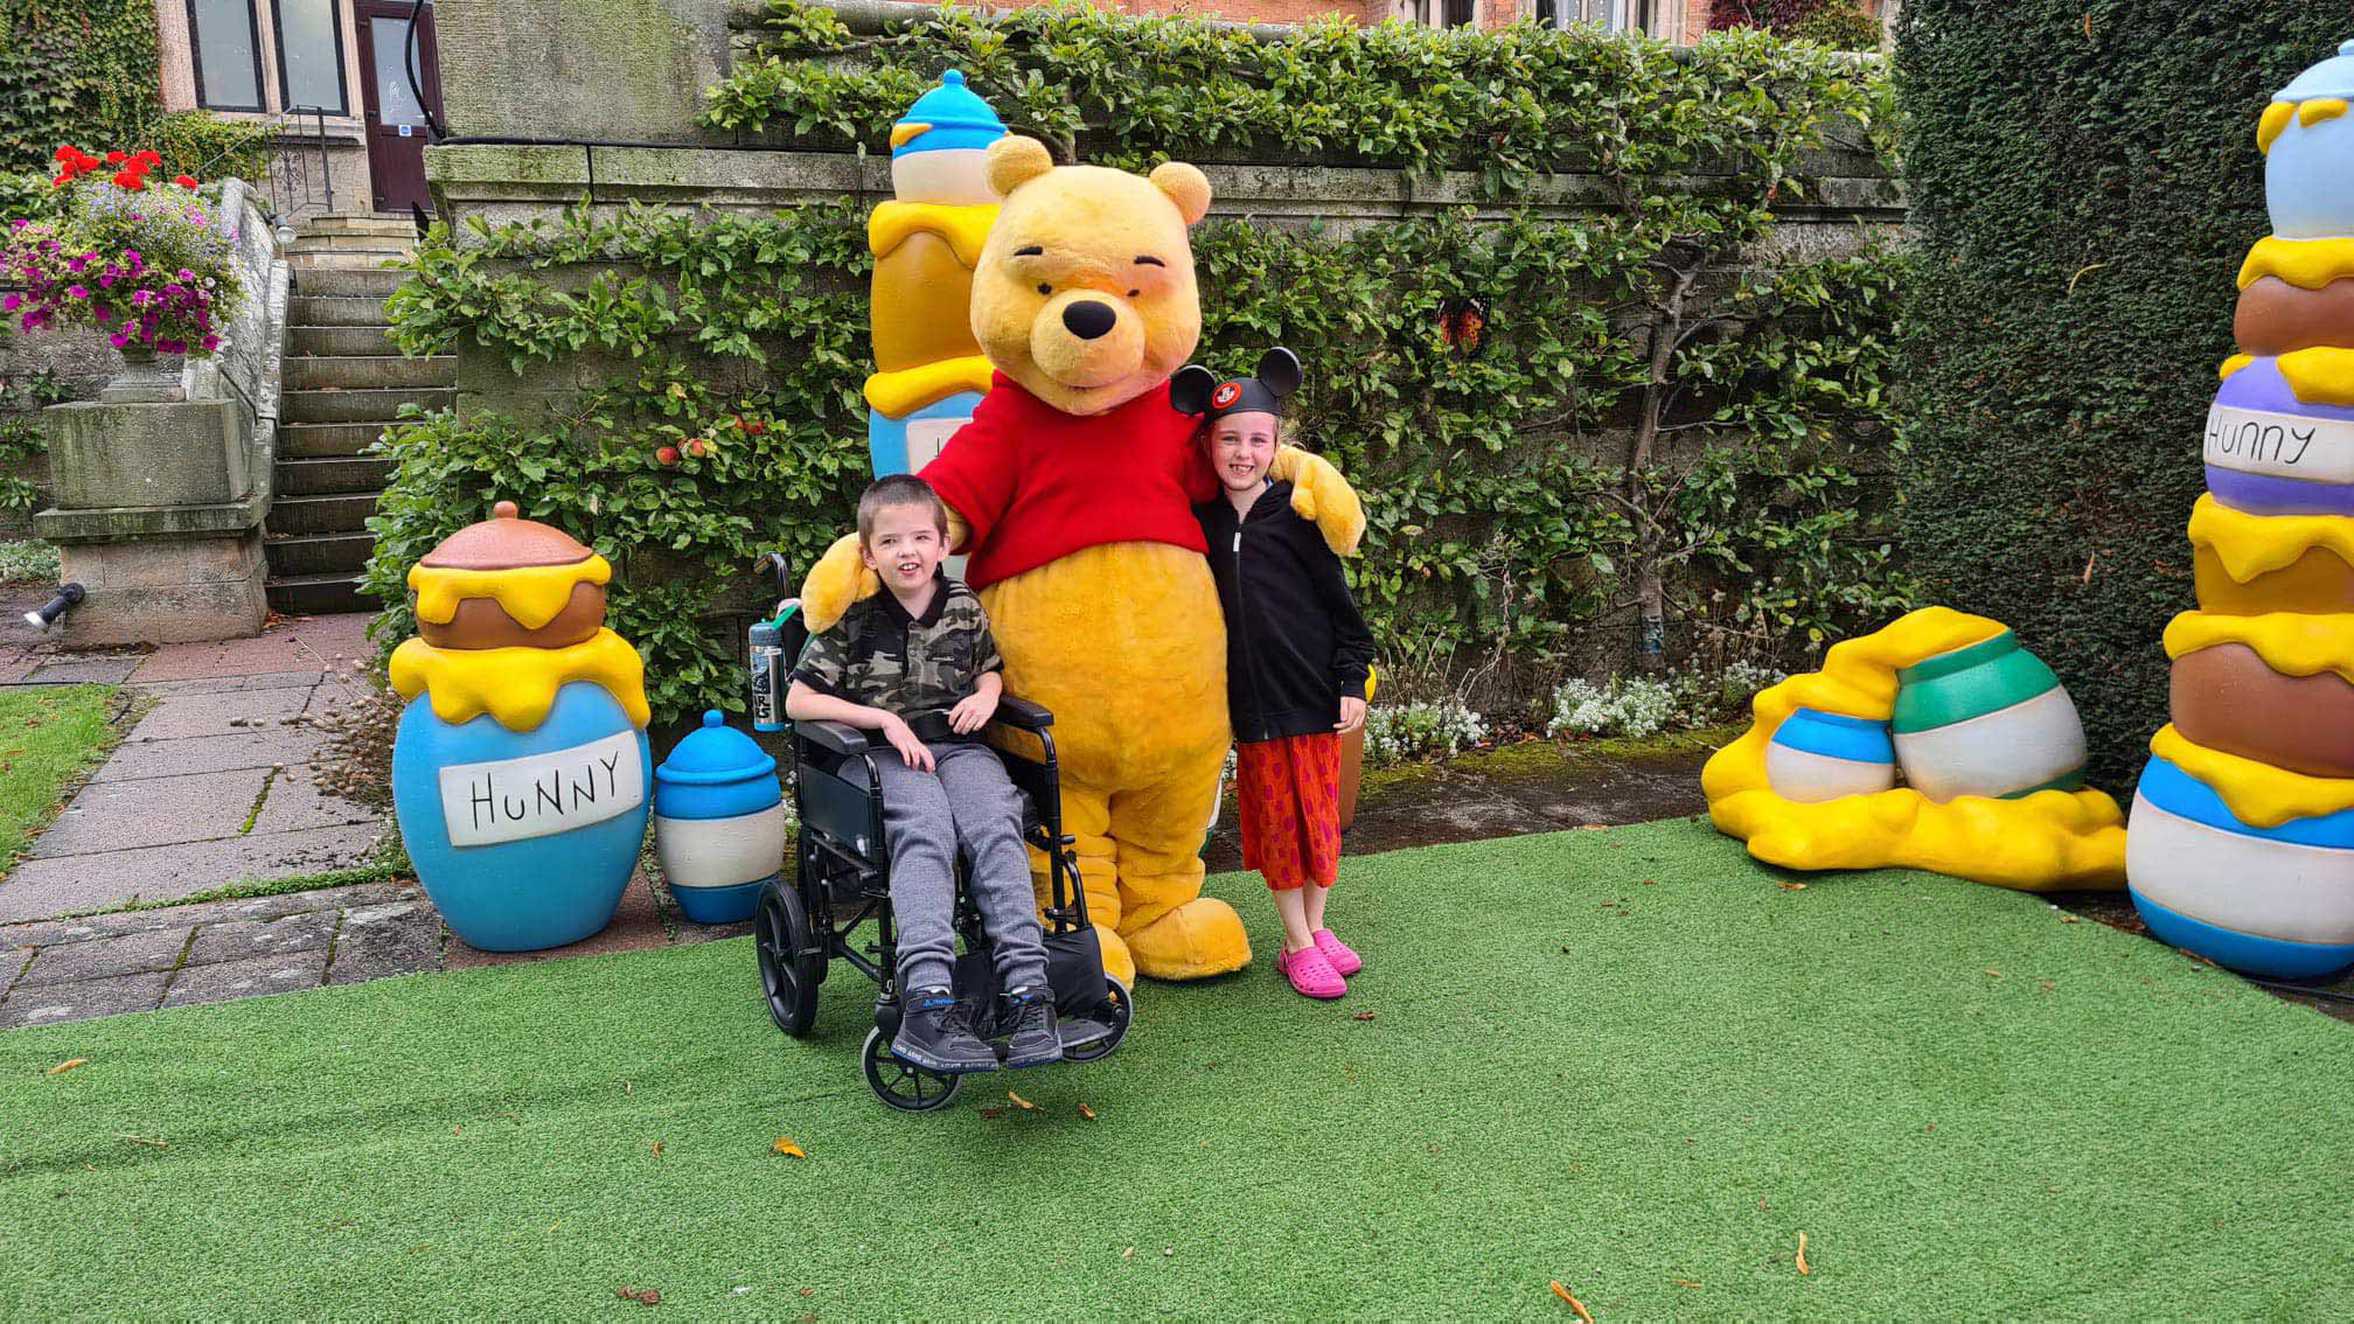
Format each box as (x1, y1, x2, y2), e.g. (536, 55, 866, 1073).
(1196, 479, 1376, 743)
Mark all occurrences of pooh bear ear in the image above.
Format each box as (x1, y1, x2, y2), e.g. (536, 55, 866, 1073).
(986, 136, 1057, 199)
(1170, 365, 1218, 416)
(1256, 347, 1302, 399)
(1148, 160, 1213, 227)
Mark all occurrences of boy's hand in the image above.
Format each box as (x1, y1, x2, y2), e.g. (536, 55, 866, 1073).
(1336, 696, 1367, 733)
(879, 714, 935, 773)
(948, 688, 999, 734)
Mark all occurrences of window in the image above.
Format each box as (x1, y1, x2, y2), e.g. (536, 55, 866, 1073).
(1549, 0, 1654, 31)
(275, 0, 350, 115)
(188, 0, 266, 112)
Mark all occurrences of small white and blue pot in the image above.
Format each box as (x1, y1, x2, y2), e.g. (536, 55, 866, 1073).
(2127, 755, 2354, 980)
(653, 710, 788, 924)
(1765, 708, 1898, 803)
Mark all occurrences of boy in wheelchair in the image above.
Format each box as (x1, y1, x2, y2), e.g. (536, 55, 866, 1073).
(783, 475, 1061, 1075)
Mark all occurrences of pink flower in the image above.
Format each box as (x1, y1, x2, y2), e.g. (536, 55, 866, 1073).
(0, 294, 18, 312)
(65, 255, 87, 273)
(65, 285, 87, 299)
(108, 332, 130, 349)
(157, 338, 186, 353)
(200, 335, 220, 352)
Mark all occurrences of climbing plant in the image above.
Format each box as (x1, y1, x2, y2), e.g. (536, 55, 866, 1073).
(0, 0, 161, 173)
(380, 7, 1908, 726)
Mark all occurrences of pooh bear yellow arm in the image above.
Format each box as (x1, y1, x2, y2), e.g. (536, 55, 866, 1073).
(794, 508, 976, 635)
(1268, 446, 1365, 556)
(1702, 606, 2126, 891)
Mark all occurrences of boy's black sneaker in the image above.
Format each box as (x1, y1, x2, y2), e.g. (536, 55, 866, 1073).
(1000, 986, 1064, 1069)
(891, 990, 996, 1074)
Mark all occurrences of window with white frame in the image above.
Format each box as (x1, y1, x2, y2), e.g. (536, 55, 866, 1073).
(188, 0, 266, 112)
(1539, 0, 1657, 32)
(275, 0, 350, 115)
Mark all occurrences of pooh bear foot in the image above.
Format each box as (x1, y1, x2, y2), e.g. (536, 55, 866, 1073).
(1121, 897, 1251, 981)
(1092, 922, 1137, 990)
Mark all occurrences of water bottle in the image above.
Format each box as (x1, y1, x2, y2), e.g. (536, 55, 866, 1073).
(749, 614, 785, 732)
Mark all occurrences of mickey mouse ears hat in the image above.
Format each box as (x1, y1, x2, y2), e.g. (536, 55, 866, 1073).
(1172, 347, 1303, 422)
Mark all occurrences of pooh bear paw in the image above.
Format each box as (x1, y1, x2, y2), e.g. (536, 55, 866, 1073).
(1121, 897, 1251, 981)
(1093, 922, 1137, 990)
(797, 531, 879, 634)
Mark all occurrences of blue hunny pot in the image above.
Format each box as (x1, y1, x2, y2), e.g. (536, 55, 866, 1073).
(392, 680, 653, 951)
(653, 710, 788, 924)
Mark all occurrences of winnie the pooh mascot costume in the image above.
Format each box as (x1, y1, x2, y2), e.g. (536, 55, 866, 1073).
(798, 135, 1365, 987)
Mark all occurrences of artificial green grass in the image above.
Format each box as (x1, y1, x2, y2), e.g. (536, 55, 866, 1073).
(4, 818, 2351, 1318)
(0, 685, 116, 876)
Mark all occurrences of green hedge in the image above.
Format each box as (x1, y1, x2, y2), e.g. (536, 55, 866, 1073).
(384, 9, 1908, 727)
(1892, 3, 2354, 786)
(0, 0, 160, 173)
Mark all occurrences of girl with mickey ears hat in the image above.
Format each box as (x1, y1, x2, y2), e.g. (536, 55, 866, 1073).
(1180, 349, 1377, 1000)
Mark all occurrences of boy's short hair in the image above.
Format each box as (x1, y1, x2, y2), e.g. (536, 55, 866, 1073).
(857, 474, 949, 544)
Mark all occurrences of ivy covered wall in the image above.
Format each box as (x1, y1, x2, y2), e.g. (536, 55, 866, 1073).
(1892, 1, 2353, 784)
(0, 0, 161, 173)
(384, 3, 1909, 728)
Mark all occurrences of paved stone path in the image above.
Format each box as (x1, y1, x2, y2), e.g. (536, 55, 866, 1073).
(0, 874, 748, 1030)
(0, 611, 386, 926)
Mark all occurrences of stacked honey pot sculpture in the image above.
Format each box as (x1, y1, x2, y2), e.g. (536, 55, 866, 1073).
(2126, 41, 2354, 980)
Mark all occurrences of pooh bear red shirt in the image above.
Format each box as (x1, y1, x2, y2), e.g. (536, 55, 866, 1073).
(919, 373, 1221, 590)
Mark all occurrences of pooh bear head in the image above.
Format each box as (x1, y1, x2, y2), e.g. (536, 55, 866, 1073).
(969, 136, 1213, 417)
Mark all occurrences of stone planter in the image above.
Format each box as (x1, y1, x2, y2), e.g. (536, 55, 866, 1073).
(97, 343, 189, 405)
(44, 394, 252, 511)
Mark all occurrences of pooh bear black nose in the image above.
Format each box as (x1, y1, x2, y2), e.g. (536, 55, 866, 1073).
(1062, 300, 1118, 340)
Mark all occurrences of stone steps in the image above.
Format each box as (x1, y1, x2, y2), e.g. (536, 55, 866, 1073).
(276, 455, 395, 496)
(293, 268, 406, 299)
(287, 295, 395, 327)
(288, 325, 395, 357)
(279, 421, 404, 458)
(284, 354, 454, 391)
(264, 570, 383, 616)
(279, 386, 453, 425)
(264, 531, 375, 578)
(268, 492, 379, 537)
(265, 220, 433, 618)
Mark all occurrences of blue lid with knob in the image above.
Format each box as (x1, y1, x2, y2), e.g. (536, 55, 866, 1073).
(654, 710, 782, 820)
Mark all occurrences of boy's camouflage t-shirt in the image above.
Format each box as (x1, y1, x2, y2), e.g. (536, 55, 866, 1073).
(791, 571, 1003, 740)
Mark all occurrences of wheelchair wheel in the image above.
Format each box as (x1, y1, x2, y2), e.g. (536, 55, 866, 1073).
(755, 881, 821, 1037)
(861, 1027, 965, 1112)
(1059, 977, 1131, 1064)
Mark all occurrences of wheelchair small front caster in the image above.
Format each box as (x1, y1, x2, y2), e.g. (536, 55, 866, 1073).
(1058, 977, 1131, 1064)
(862, 1027, 966, 1112)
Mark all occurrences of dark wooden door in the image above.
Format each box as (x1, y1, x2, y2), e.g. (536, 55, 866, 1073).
(353, 0, 444, 215)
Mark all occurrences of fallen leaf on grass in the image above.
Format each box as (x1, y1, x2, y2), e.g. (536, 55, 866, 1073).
(1077, 1103, 1097, 1120)
(979, 1107, 1005, 1120)
(771, 1137, 806, 1158)
(1777, 882, 1808, 892)
(1796, 1231, 1811, 1276)
(1007, 1090, 1037, 1111)
(649, 1141, 664, 1160)
(117, 1134, 167, 1149)
(1670, 1278, 1701, 1290)
(1984, 968, 2002, 978)
(2060, 915, 2080, 924)
(1122, 1247, 1135, 1261)
(1549, 1281, 1595, 1322)
(616, 1285, 660, 1306)
(1352, 1011, 1376, 1022)
(1575, 824, 1607, 831)
(46, 1058, 87, 1076)
(798, 1287, 815, 1297)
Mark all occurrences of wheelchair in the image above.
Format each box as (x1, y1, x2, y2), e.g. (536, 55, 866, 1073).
(752, 598, 1132, 1112)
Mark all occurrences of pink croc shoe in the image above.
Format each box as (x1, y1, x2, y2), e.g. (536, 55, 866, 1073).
(1277, 944, 1346, 1000)
(1312, 928, 1362, 977)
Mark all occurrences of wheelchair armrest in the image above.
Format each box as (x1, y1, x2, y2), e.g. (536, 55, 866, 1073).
(992, 695, 1054, 731)
(795, 719, 876, 758)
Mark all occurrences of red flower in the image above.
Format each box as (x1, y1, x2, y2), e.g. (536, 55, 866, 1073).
(112, 170, 146, 191)
(53, 144, 82, 164)
(134, 150, 161, 167)
(173, 175, 198, 190)
(50, 173, 71, 189)
(104, 150, 126, 166)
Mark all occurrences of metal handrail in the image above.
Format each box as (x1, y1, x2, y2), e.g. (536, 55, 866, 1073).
(255, 105, 337, 223)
